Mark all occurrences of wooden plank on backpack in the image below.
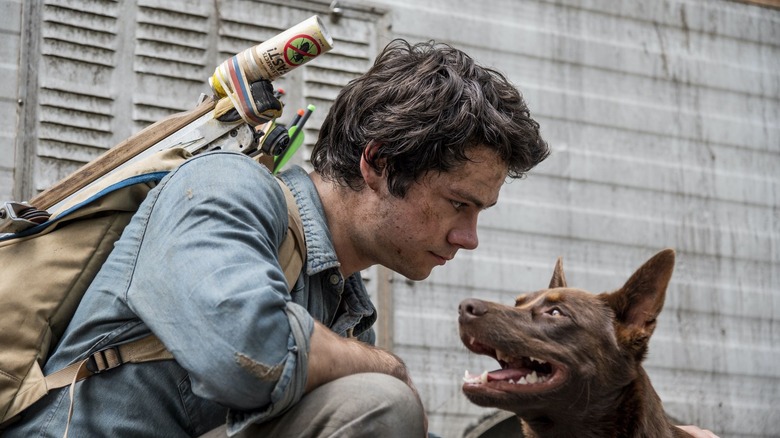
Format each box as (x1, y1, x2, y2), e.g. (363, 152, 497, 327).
(29, 98, 217, 212)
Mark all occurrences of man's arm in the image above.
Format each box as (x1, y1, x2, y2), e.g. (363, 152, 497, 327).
(305, 320, 412, 393)
(127, 153, 307, 411)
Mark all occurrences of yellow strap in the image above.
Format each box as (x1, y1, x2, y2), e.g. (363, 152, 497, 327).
(63, 360, 86, 438)
(275, 178, 306, 289)
(46, 178, 306, 391)
(48, 337, 175, 438)
(46, 175, 307, 436)
(44, 335, 176, 391)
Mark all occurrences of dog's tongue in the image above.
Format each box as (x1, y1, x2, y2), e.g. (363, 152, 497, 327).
(487, 367, 531, 382)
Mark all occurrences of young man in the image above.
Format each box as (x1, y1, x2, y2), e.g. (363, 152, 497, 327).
(5, 40, 716, 438)
(3, 38, 547, 438)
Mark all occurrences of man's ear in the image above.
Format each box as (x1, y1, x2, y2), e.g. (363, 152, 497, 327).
(360, 141, 385, 191)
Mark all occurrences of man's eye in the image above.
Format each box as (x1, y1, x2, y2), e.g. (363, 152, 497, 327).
(451, 200, 465, 210)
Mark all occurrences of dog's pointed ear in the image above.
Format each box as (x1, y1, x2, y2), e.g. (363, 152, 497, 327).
(548, 257, 567, 288)
(601, 249, 675, 360)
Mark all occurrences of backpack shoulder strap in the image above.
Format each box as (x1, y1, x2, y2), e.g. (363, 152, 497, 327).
(275, 177, 306, 289)
(43, 173, 307, 391)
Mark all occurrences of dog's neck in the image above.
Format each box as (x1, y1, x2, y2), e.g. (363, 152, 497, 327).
(520, 368, 679, 438)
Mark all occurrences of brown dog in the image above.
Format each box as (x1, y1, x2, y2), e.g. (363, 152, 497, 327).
(458, 249, 691, 438)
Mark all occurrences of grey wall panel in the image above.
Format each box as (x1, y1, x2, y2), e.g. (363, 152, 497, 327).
(12, 0, 383, 201)
(369, 0, 779, 436)
(0, 0, 22, 201)
(32, 1, 123, 192)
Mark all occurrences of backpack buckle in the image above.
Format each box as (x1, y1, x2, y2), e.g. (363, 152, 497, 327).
(0, 201, 50, 234)
(86, 347, 124, 374)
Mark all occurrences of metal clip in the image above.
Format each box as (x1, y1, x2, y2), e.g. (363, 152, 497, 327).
(0, 202, 50, 234)
(188, 123, 257, 156)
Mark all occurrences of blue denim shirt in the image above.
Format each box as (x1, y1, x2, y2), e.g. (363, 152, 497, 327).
(4, 152, 377, 437)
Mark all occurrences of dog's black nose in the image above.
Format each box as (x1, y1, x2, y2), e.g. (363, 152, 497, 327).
(459, 298, 488, 321)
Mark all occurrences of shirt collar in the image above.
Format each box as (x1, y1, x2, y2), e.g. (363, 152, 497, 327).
(277, 166, 340, 276)
(278, 166, 377, 334)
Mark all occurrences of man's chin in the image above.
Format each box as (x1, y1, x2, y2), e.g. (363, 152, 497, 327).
(397, 266, 434, 282)
(380, 258, 437, 281)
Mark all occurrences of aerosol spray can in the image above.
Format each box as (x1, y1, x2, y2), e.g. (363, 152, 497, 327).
(209, 15, 334, 97)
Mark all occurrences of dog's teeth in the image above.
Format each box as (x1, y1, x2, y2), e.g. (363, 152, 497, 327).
(508, 379, 515, 384)
(463, 370, 488, 385)
(530, 356, 548, 365)
(518, 376, 528, 385)
(528, 371, 539, 384)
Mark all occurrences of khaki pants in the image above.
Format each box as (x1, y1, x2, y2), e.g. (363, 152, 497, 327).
(200, 373, 426, 437)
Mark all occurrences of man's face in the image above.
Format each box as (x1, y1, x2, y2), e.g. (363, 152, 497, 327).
(368, 145, 508, 280)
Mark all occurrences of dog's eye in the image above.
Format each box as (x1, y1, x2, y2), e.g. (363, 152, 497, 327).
(547, 307, 564, 317)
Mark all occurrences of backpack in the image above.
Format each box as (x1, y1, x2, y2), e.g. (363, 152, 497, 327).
(0, 146, 306, 427)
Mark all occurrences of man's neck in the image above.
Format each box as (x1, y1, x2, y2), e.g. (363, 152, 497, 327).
(309, 171, 372, 277)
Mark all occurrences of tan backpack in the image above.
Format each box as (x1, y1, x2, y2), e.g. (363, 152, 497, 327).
(0, 147, 306, 427)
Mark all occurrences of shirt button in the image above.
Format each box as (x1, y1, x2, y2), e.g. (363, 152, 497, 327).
(329, 274, 340, 285)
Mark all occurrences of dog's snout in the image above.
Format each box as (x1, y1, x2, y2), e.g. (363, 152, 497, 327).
(459, 298, 488, 321)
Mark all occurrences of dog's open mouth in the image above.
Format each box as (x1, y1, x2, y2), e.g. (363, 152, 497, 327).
(462, 336, 566, 392)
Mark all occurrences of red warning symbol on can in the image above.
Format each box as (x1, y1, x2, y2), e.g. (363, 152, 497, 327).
(284, 35, 322, 66)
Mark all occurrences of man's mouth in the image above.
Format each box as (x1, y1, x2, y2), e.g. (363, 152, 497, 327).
(431, 252, 453, 265)
(461, 336, 565, 392)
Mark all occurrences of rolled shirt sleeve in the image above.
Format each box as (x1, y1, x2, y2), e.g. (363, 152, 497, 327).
(123, 152, 314, 423)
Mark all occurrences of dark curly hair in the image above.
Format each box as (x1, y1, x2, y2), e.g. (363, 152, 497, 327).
(310, 39, 550, 197)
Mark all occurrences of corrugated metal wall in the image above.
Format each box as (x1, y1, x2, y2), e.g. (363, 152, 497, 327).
(3, 1, 778, 437)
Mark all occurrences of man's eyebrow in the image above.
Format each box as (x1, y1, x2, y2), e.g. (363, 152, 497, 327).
(450, 189, 497, 210)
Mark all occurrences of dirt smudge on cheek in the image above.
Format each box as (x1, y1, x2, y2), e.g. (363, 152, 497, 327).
(420, 200, 439, 221)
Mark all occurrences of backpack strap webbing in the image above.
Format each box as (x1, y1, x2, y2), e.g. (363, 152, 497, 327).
(274, 176, 307, 290)
(44, 177, 306, 436)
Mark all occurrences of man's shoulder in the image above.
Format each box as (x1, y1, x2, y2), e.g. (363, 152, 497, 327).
(178, 151, 271, 177)
(169, 152, 279, 192)
(151, 151, 288, 221)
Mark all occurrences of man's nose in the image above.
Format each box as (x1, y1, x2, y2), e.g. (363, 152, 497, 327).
(448, 221, 478, 250)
